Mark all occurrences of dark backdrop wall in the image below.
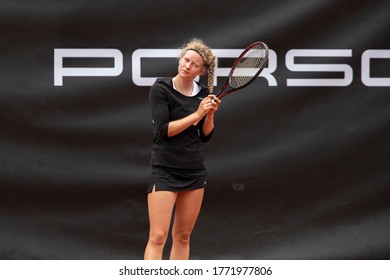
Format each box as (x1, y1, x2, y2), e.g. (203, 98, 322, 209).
(1, 0, 389, 259)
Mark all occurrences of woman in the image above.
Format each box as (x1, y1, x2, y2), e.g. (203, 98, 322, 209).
(144, 38, 220, 260)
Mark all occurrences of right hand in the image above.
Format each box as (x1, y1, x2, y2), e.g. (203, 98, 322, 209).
(196, 96, 214, 119)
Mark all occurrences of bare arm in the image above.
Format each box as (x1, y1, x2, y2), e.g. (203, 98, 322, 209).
(202, 95, 221, 137)
(167, 96, 216, 137)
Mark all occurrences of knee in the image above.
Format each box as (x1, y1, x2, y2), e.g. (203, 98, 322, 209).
(172, 230, 191, 245)
(148, 230, 168, 247)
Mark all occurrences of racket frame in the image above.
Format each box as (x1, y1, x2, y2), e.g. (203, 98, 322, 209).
(216, 41, 269, 99)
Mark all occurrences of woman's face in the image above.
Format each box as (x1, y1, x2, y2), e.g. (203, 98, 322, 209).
(178, 50, 205, 80)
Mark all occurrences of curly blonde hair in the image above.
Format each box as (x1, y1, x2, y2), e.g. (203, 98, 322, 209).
(180, 38, 216, 94)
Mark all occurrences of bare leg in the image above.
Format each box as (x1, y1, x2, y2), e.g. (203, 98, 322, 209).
(144, 187, 177, 260)
(169, 187, 205, 260)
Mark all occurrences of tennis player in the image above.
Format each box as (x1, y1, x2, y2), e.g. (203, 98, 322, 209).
(144, 38, 220, 260)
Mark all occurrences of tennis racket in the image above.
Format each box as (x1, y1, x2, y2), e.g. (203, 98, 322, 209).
(216, 41, 268, 99)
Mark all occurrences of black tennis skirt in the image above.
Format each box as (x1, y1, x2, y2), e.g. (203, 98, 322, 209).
(147, 165, 207, 193)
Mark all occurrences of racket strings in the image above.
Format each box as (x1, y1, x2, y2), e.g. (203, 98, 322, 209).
(230, 45, 267, 88)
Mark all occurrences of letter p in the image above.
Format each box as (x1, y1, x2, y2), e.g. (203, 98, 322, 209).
(54, 48, 123, 86)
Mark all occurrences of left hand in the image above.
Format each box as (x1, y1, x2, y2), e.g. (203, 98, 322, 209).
(207, 94, 221, 114)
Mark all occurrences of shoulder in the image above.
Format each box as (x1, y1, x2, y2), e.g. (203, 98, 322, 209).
(150, 78, 173, 97)
(152, 77, 173, 89)
(194, 80, 210, 98)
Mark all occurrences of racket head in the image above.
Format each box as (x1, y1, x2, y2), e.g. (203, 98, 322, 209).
(217, 41, 269, 99)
